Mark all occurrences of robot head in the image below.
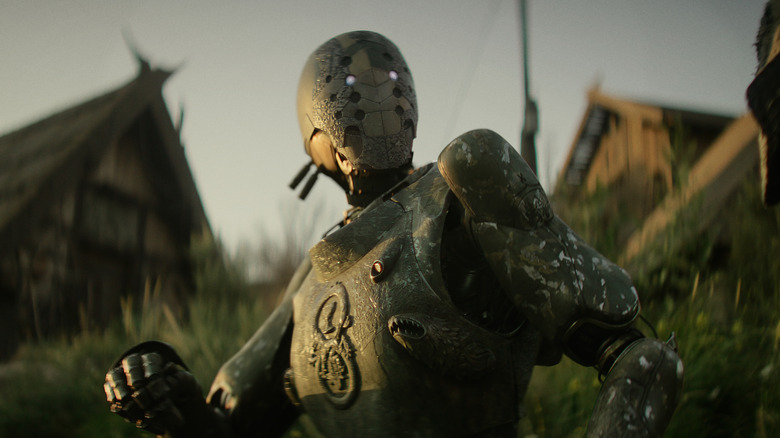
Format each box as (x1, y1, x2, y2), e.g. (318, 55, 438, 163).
(293, 31, 418, 206)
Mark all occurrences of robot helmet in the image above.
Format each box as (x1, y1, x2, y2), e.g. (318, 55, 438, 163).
(293, 31, 418, 205)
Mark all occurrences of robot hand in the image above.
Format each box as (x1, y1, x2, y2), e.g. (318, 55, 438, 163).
(103, 341, 208, 436)
(587, 334, 684, 437)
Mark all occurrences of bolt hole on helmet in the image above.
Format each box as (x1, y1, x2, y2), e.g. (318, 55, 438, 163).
(291, 31, 418, 207)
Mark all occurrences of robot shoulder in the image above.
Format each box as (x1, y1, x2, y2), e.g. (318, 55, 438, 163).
(437, 129, 553, 230)
(437, 129, 639, 345)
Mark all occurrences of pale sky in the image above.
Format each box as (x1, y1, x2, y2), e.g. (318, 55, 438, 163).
(1, 0, 767, 252)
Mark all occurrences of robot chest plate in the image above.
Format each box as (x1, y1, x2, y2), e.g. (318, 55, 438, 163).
(289, 225, 518, 437)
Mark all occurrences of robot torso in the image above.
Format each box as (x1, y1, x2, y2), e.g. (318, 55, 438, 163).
(288, 166, 539, 438)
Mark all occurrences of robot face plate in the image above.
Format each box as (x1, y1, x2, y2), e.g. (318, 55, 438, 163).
(298, 31, 417, 171)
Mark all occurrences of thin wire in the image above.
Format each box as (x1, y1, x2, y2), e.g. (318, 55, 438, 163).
(639, 314, 659, 339)
(441, 0, 504, 146)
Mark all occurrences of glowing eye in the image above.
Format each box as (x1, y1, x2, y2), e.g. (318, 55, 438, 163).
(389, 70, 398, 81)
(345, 75, 356, 86)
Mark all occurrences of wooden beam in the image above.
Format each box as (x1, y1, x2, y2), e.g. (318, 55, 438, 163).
(620, 113, 759, 273)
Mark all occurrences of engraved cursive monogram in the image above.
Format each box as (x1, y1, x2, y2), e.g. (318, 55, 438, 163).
(307, 282, 359, 408)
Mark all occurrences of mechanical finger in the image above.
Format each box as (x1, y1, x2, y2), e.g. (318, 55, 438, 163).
(122, 353, 146, 388)
(131, 370, 171, 410)
(105, 367, 131, 406)
(142, 352, 165, 379)
(105, 369, 145, 422)
(127, 372, 186, 434)
(104, 380, 116, 404)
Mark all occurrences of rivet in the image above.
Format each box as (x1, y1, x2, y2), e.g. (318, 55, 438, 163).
(370, 260, 384, 282)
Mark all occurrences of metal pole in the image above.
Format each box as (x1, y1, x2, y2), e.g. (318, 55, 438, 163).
(519, 0, 538, 174)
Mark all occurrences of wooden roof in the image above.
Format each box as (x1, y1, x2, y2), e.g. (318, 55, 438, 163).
(554, 87, 760, 275)
(0, 63, 209, 247)
(558, 87, 735, 188)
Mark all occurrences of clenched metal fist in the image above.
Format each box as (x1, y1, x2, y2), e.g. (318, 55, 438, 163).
(103, 341, 205, 436)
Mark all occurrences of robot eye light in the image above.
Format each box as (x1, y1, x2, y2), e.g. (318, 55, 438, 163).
(389, 70, 398, 81)
(346, 75, 356, 86)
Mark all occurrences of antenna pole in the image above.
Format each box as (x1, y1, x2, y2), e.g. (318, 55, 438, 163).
(519, 0, 538, 174)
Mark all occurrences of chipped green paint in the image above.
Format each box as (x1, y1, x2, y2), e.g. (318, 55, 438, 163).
(440, 129, 639, 345)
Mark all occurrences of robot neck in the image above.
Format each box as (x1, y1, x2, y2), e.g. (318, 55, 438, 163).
(345, 165, 413, 208)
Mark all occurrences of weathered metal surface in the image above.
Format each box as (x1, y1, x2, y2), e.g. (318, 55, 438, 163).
(289, 166, 526, 437)
(439, 129, 639, 350)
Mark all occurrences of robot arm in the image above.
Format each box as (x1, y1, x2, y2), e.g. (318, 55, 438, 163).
(438, 129, 683, 436)
(104, 341, 234, 438)
(205, 257, 313, 437)
(588, 335, 684, 437)
(104, 259, 311, 438)
(438, 129, 638, 348)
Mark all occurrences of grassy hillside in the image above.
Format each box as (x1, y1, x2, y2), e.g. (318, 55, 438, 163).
(538, 175, 780, 437)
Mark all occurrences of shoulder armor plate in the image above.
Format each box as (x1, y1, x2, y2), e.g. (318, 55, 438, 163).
(438, 129, 639, 341)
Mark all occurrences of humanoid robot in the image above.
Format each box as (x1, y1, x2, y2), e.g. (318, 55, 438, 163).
(104, 31, 683, 438)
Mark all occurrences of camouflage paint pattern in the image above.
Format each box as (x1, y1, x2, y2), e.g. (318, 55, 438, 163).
(587, 337, 684, 437)
(438, 129, 639, 349)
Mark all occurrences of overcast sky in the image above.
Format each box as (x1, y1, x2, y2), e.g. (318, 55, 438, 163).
(1, 0, 767, 252)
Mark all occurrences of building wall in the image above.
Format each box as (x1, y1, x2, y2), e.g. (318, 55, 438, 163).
(2, 189, 80, 355)
(75, 123, 191, 323)
(0, 120, 194, 360)
(583, 106, 673, 216)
